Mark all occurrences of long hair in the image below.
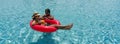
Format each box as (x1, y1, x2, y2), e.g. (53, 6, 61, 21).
(32, 12, 39, 20)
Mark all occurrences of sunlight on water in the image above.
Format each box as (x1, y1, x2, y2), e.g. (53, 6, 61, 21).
(0, 0, 120, 44)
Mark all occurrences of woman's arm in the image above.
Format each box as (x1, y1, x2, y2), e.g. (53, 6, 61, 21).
(32, 21, 36, 26)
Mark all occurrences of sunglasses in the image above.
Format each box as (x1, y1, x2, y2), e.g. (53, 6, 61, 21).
(35, 15, 40, 17)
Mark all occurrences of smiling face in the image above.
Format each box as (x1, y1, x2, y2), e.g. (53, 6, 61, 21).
(34, 14, 40, 20)
(32, 13, 40, 20)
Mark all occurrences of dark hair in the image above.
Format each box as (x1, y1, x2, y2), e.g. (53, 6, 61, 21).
(32, 13, 39, 20)
(45, 8, 50, 14)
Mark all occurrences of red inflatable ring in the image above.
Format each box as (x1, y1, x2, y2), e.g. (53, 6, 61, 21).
(30, 19, 60, 33)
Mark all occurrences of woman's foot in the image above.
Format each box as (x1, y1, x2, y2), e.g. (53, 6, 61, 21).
(64, 23, 73, 30)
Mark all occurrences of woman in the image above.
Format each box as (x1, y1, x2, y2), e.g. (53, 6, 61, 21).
(32, 12, 47, 26)
(32, 12, 73, 30)
(42, 8, 54, 20)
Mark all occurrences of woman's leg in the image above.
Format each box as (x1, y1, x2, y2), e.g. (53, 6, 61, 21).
(50, 23, 73, 30)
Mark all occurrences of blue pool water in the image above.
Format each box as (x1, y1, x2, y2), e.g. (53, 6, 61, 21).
(0, 0, 120, 44)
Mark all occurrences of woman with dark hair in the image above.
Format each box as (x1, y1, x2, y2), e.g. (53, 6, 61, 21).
(42, 8, 54, 20)
(41, 8, 73, 30)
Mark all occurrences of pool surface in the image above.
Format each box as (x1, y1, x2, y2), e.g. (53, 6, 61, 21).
(0, 0, 120, 44)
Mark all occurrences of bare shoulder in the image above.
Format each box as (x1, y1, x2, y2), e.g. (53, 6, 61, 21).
(32, 21, 36, 26)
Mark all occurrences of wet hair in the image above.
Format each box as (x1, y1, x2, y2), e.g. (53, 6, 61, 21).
(45, 8, 50, 14)
(32, 12, 39, 20)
